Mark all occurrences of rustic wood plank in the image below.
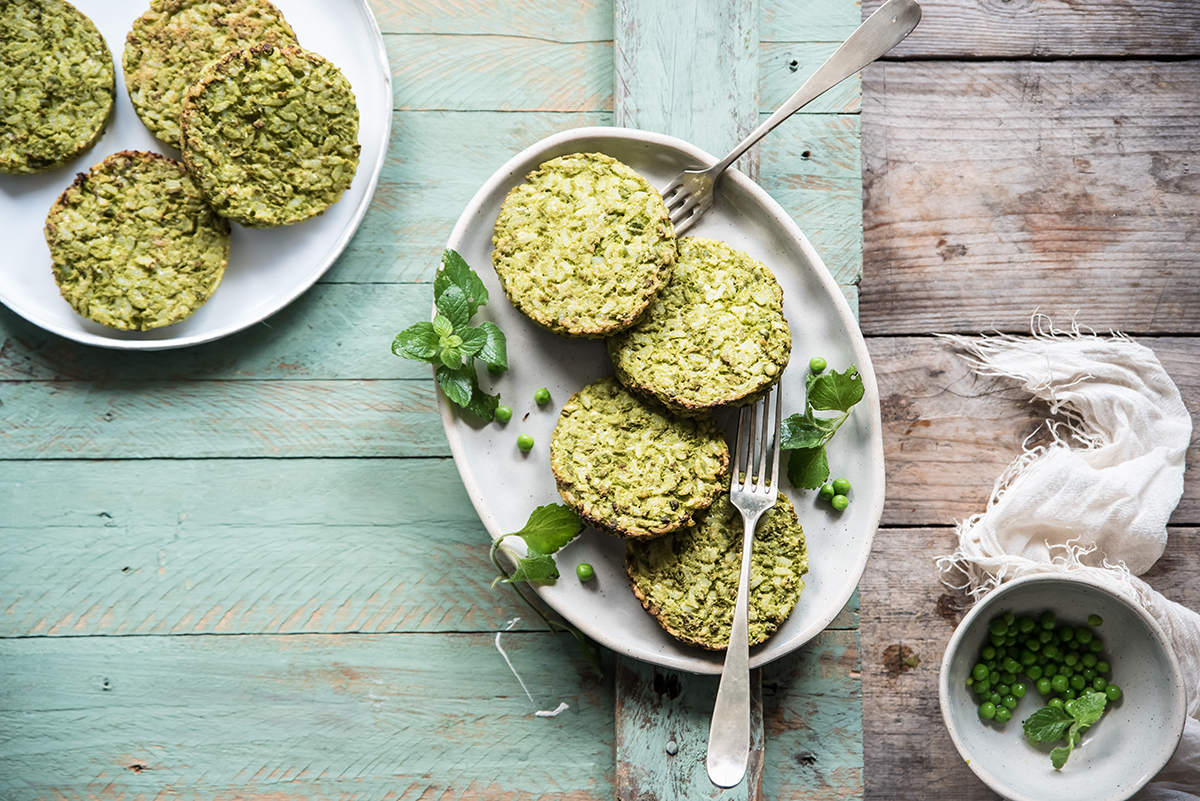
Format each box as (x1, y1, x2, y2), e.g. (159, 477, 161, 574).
(859, 524, 1200, 798)
(615, 0, 761, 176)
(0, 631, 614, 800)
(859, 60, 1200, 336)
(0, 458, 555, 638)
(862, 0, 1200, 59)
(869, 335, 1200, 528)
(369, 0, 612, 39)
(760, 42, 861, 115)
(0, 379, 443, 459)
(762, 0, 861, 41)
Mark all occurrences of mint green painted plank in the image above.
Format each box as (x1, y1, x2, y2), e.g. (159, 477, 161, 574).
(0, 379, 443, 459)
(0, 631, 614, 799)
(762, 0, 862, 40)
(761, 629, 864, 798)
(760, 42, 862, 115)
(389, 35, 614, 112)
(0, 285, 432, 382)
(614, 0, 761, 176)
(325, 110, 612, 285)
(370, 0, 613, 39)
(0, 458, 549, 637)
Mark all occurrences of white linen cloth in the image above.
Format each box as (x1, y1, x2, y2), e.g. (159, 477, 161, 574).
(936, 318, 1200, 798)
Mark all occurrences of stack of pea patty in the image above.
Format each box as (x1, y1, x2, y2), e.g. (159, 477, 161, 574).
(12, 0, 364, 331)
(498, 151, 804, 650)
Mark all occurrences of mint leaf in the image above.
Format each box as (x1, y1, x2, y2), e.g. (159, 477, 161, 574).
(514, 504, 583, 555)
(475, 321, 508, 370)
(1023, 706, 1074, 743)
(456, 326, 488, 359)
(787, 445, 829, 490)
(435, 363, 476, 409)
(1050, 746, 1071, 770)
(432, 315, 454, 338)
(506, 551, 560, 583)
(463, 384, 500, 421)
(1065, 691, 1108, 727)
(434, 249, 488, 317)
(780, 409, 837, 450)
(435, 284, 471, 330)
(391, 322, 440, 362)
(808, 365, 864, 412)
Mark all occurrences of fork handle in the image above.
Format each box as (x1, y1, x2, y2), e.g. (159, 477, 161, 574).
(710, 0, 921, 178)
(706, 510, 761, 788)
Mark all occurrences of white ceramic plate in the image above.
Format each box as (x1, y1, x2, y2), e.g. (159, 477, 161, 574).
(441, 127, 884, 674)
(0, 0, 391, 350)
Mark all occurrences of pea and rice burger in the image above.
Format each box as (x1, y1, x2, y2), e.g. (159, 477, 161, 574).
(180, 43, 361, 228)
(123, 0, 299, 146)
(550, 376, 729, 539)
(608, 236, 792, 416)
(0, 0, 114, 174)
(44, 150, 231, 330)
(626, 490, 808, 650)
(491, 152, 677, 338)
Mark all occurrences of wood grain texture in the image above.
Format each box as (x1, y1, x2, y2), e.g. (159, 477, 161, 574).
(862, 0, 1200, 59)
(369, 0, 612, 39)
(615, 0, 761, 176)
(869, 336, 1200, 528)
(859, 525, 1200, 798)
(860, 60, 1200, 335)
(0, 631, 614, 800)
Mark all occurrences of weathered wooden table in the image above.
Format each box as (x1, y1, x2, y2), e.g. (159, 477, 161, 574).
(3, 0, 1198, 799)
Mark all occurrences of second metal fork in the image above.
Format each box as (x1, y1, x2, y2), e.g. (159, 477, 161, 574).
(706, 384, 783, 788)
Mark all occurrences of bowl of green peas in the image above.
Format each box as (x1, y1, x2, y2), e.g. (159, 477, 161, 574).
(939, 572, 1187, 801)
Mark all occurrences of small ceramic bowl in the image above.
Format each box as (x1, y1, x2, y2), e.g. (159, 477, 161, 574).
(940, 572, 1187, 801)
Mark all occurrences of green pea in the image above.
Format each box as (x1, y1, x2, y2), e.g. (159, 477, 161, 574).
(1088, 614, 1103, 627)
(1038, 629, 1054, 644)
(809, 356, 827, 374)
(979, 701, 997, 720)
(1040, 611, 1057, 629)
(1002, 656, 1020, 674)
(1082, 653, 1098, 668)
(1075, 627, 1094, 645)
(1018, 616, 1037, 634)
(1089, 638, 1104, 653)
(832, 477, 851, 496)
(1051, 675, 1069, 693)
(972, 663, 989, 682)
(534, 387, 551, 405)
(1096, 660, 1111, 674)
(1093, 677, 1108, 692)
(990, 618, 1009, 636)
(1020, 650, 1037, 666)
(1048, 697, 1065, 710)
(1083, 668, 1098, 682)
(1036, 677, 1052, 695)
(1058, 625, 1075, 642)
(487, 362, 507, 375)
(494, 405, 513, 423)
(1070, 675, 1086, 691)
(981, 645, 996, 660)
(831, 494, 849, 511)
(517, 433, 534, 452)
(1063, 688, 1077, 701)
(818, 483, 836, 501)
(1063, 652, 1078, 667)
(1025, 665, 1042, 681)
(1011, 682, 1026, 698)
(996, 684, 1011, 696)
(576, 562, 595, 581)
(1106, 684, 1122, 701)
(1002, 694, 1018, 710)
(994, 706, 1012, 724)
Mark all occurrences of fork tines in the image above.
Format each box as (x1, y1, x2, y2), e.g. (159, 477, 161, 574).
(731, 386, 782, 496)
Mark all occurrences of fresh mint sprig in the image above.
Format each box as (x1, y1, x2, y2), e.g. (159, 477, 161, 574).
(779, 364, 865, 489)
(489, 503, 603, 675)
(392, 249, 508, 421)
(1023, 690, 1108, 770)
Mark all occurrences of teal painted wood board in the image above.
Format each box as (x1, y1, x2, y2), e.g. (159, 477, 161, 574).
(1, 0, 865, 797)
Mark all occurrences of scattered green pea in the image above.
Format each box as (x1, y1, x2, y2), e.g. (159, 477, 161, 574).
(809, 356, 827, 374)
(818, 483, 836, 501)
(495, 405, 513, 423)
(1088, 614, 1104, 627)
(993, 706, 1012, 724)
(832, 477, 851, 496)
(979, 701, 996, 720)
(1106, 684, 1122, 701)
(534, 387, 551, 405)
(831, 494, 849, 511)
(517, 433, 534, 452)
(576, 562, 595, 581)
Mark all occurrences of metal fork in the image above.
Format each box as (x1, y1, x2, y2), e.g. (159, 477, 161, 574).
(706, 384, 783, 788)
(661, 0, 922, 235)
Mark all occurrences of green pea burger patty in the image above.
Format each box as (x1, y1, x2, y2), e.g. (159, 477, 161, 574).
(0, 0, 114, 174)
(44, 150, 231, 331)
(626, 490, 808, 650)
(550, 376, 729, 539)
(180, 43, 361, 228)
(491, 152, 677, 338)
(608, 236, 792, 416)
(123, 0, 299, 146)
